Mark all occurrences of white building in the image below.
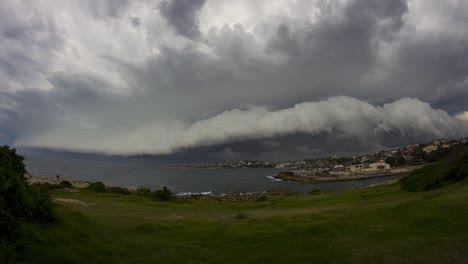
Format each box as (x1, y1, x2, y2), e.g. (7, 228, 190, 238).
(350, 164, 365, 172)
(368, 160, 390, 171)
(423, 145, 438, 153)
(333, 165, 344, 171)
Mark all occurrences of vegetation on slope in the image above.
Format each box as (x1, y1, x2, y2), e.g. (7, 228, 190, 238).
(400, 144, 468, 192)
(17, 178, 468, 264)
(0, 146, 55, 262)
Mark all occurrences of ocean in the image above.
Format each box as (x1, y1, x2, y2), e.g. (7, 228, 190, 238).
(22, 151, 406, 194)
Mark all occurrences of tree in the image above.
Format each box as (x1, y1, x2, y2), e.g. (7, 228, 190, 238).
(0, 146, 54, 261)
(85, 181, 107, 192)
(385, 153, 407, 167)
(152, 187, 173, 201)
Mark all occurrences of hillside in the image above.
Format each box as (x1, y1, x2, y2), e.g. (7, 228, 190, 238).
(400, 144, 468, 191)
(19, 179, 468, 263)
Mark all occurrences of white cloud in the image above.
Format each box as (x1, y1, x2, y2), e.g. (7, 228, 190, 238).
(455, 111, 468, 121)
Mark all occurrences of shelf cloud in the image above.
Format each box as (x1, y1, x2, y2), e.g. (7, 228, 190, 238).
(13, 96, 468, 156)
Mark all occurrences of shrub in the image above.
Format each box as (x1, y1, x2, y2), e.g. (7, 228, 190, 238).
(33, 180, 72, 190)
(400, 148, 468, 192)
(107, 186, 130, 195)
(255, 195, 268, 202)
(152, 187, 173, 201)
(0, 145, 54, 261)
(308, 189, 321, 195)
(85, 181, 107, 192)
(0, 146, 54, 222)
(59, 180, 73, 188)
(27, 185, 55, 223)
(134, 187, 152, 197)
(29, 182, 65, 190)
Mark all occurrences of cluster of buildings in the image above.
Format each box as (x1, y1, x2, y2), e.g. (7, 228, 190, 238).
(421, 138, 455, 153)
(187, 160, 276, 169)
(182, 137, 468, 172)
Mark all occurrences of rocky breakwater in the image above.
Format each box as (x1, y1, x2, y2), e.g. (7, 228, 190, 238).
(178, 189, 298, 202)
(274, 171, 319, 183)
(274, 166, 422, 183)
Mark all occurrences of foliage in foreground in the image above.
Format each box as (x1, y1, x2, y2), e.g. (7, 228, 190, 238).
(152, 186, 174, 201)
(85, 181, 107, 192)
(84, 181, 173, 200)
(31, 180, 74, 190)
(0, 146, 55, 262)
(400, 144, 468, 191)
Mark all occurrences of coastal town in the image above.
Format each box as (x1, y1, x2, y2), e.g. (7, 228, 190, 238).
(176, 137, 468, 182)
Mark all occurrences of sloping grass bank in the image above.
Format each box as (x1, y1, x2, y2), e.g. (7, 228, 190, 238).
(20, 179, 468, 264)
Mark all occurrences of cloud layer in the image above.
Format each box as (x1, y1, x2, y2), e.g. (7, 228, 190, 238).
(14, 96, 467, 155)
(1, 0, 468, 158)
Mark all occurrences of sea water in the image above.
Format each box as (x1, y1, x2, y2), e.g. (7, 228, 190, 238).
(22, 151, 407, 194)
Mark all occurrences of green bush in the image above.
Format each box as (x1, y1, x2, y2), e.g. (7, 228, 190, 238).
(27, 185, 55, 223)
(400, 149, 468, 192)
(255, 195, 268, 202)
(59, 180, 73, 188)
(107, 186, 131, 195)
(30, 180, 72, 190)
(0, 146, 54, 222)
(308, 189, 321, 195)
(152, 187, 173, 201)
(29, 182, 60, 190)
(0, 146, 54, 261)
(134, 187, 152, 197)
(85, 181, 107, 192)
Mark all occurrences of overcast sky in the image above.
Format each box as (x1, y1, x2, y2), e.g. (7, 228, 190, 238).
(1, 0, 468, 160)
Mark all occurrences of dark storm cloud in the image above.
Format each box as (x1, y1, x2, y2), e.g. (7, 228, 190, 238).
(269, 0, 408, 59)
(159, 0, 206, 39)
(262, 0, 409, 104)
(1, 0, 468, 159)
(380, 28, 468, 104)
(111, 0, 410, 118)
(431, 78, 468, 115)
(0, 1, 64, 91)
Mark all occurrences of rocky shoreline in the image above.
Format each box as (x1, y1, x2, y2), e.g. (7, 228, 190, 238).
(26, 173, 403, 202)
(176, 189, 298, 202)
(273, 165, 423, 183)
(26, 174, 91, 189)
(25, 174, 299, 201)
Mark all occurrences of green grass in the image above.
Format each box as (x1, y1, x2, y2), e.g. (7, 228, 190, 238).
(400, 149, 468, 192)
(20, 179, 468, 264)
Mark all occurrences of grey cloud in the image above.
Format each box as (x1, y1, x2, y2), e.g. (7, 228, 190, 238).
(0, 1, 64, 91)
(84, 0, 132, 19)
(159, 0, 206, 39)
(431, 77, 468, 115)
(129, 16, 141, 27)
(268, 0, 408, 58)
(1, 0, 468, 160)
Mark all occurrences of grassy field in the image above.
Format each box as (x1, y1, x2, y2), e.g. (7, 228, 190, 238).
(21, 179, 468, 264)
